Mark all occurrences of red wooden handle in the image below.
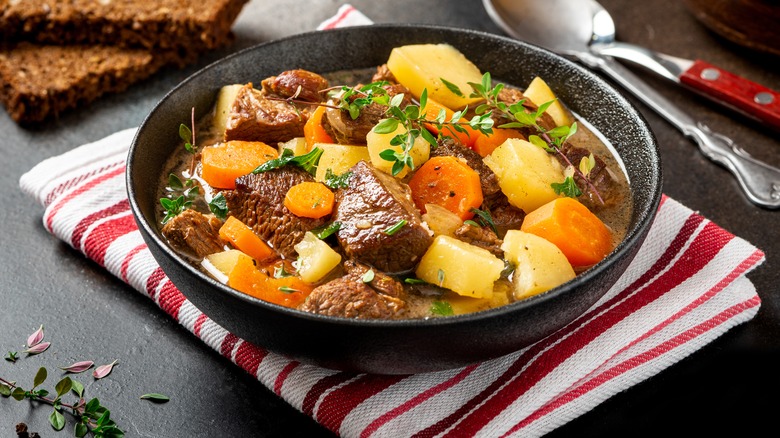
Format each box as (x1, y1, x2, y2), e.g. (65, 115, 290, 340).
(679, 59, 780, 130)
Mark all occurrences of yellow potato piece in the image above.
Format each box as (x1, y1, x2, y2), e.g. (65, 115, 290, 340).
(501, 230, 576, 300)
(483, 138, 564, 213)
(294, 231, 342, 283)
(446, 283, 511, 315)
(366, 121, 430, 178)
(523, 77, 573, 127)
(415, 235, 504, 299)
(278, 137, 309, 157)
(212, 84, 244, 138)
(313, 143, 370, 182)
(202, 249, 252, 283)
(386, 44, 484, 110)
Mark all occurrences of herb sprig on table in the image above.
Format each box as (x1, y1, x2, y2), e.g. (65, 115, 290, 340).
(1, 325, 169, 437)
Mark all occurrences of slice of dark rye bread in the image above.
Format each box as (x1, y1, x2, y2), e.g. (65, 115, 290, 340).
(0, 0, 249, 124)
(0, 43, 172, 123)
(0, 0, 249, 58)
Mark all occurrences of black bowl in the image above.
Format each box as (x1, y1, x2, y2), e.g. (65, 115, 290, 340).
(127, 24, 662, 374)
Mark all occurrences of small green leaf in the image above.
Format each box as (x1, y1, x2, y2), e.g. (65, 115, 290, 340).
(0, 383, 11, 396)
(383, 219, 407, 236)
(85, 397, 100, 413)
(551, 176, 583, 198)
(167, 173, 184, 189)
(470, 208, 498, 235)
(361, 269, 375, 283)
(140, 393, 170, 403)
(373, 118, 400, 134)
(403, 278, 428, 285)
(55, 377, 73, 397)
(312, 221, 341, 240)
(49, 409, 66, 431)
(33, 367, 47, 389)
(74, 422, 88, 438)
(278, 286, 300, 294)
(11, 387, 25, 400)
(323, 169, 352, 189)
(430, 301, 454, 316)
(71, 379, 85, 398)
(4, 351, 18, 362)
(391, 160, 406, 177)
(208, 193, 228, 220)
(528, 135, 548, 150)
(579, 153, 596, 177)
(440, 78, 464, 97)
(419, 88, 428, 113)
(178, 123, 192, 144)
(97, 409, 110, 426)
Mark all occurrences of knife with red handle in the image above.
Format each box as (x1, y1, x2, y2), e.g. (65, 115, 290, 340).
(593, 45, 780, 130)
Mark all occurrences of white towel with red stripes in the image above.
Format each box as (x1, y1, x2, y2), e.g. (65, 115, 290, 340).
(19, 6, 766, 438)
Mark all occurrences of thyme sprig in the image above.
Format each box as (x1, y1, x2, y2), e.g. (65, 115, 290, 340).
(466, 73, 604, 204)
(160, 174, 199, 224)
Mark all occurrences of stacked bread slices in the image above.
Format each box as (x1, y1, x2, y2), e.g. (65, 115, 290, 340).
(0, 0, 249, 124)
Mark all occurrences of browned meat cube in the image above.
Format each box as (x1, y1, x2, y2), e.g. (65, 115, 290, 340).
(224, 84, 309, 144)
(161, 209, 226, 259)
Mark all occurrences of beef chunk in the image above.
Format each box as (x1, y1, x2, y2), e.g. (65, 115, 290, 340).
(333, 161, 432, 273)
(495, 86, 557, 133)
(261, 69, 329, 103)
(430, 138, 501, 198)
(161, 209, 226, 259)
(484, 195, 526, 238)
(224, 83, 309, 144)
(453, 223, 503, 257)
(559, 143, 624, 210)
(224, 166, 328, 259)
(371, 64, 397, 83)
(298, 273, 406, 319)
(343, 260, 405, 299)
(323, 83, 412, 145)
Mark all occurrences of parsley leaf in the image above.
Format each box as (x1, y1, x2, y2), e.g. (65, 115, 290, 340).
(551, 176, 583, 198)
(252, 147, 323, 175)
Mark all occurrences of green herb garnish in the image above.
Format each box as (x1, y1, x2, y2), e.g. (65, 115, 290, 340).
(160, 195, 192, 224)
(551, 176, 583, 198)
(278, 286, 300, 294)
(252, 147, 324, 176)
(323, 169, 352, 189)
(383, 219, 407, 235)
(469, 208, 498, 235)
(313, 221, 341, 239)
(430, 301, 454, 316)
(208, 192, 228, 220)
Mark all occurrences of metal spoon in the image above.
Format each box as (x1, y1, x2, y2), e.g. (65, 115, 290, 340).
(483, 0, 780, 209)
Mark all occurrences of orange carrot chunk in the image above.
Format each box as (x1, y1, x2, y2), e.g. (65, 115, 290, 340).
(472, 128, 525, 157)
(408, 156, 483, 220)
(218, 216, 275, 262)
(304, 105, 334, 151)
(201, 140, 279, 189)
(228, 256, 313, 308)
(422, 98, 481, 148)
(520, 197, 613, 268)
(284, 182, 335, 219)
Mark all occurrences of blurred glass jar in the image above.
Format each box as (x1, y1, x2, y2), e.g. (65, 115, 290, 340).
(682, 0, 780, 56)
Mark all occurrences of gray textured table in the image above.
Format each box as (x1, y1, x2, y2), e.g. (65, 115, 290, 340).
(1, 0, 778, 436)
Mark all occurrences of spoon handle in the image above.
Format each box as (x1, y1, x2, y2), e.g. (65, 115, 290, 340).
(679, 60, 780, 130)
(590, 54, 780, 208)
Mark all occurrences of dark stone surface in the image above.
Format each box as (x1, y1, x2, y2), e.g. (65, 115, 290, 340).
(0, 0, 777, 436)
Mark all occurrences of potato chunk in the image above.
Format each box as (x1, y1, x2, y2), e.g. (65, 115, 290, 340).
(212, 84, 244, 138)
(523, 77, 573, 127)
(202, 249, 252, 284)
(294, 231, 342, 283)
(278, 137, 308, 156)
(366, 121, 430, 178)
(415, 235, 504, 299)
(482, 138, 564, 212)
(386, 44, 484, 110)
(501, 230, 575, 300)
(314, 143, 370, 182)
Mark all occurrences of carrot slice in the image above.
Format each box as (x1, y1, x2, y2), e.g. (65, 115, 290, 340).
(201, 141, 279, 189)
(520, 197, 613, 268)
(408, 156, 483, 220)
(228, 256, 313, 308)
(304, 105, 334, 151)
(472, 128, 525, 157)
(218, 216, 275, 262)
(284, 181, 335, 219)
(422, 98, 481, 148)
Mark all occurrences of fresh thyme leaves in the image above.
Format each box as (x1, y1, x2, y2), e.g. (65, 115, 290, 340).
(579, 153, 596, 177)
(160, 174, 200, 224)
(383, 219, 407, 235)
(5, 351, 18, 362)
(278, 286, 300, 294)
(361, 269, 375, 283)
(179, 107, 197, 154)
(440, 78, 465, 97)
(313, 221, 341, 240)
(323, 169, 352, 189)
(274, 264, 293, 279)
(403, 277, 428, 285)
(430, 301, 454, 316)
(551, 176, 583, 198)
(469, 208, 498, 235)
(208, 193, 228, 220)
(252, 147, 323, 176)
(335, 81, 390, 119)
